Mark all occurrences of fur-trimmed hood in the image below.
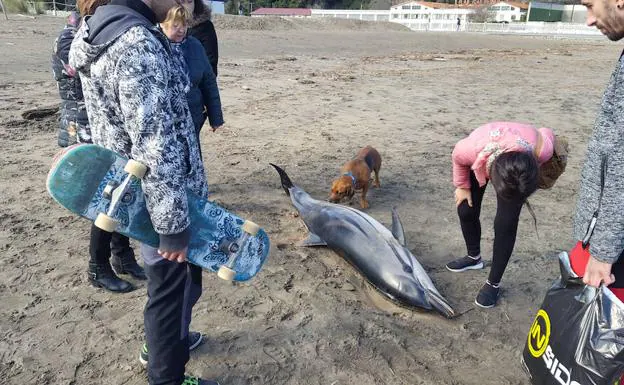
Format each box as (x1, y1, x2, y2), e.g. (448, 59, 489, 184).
(190, 8, 212, 27)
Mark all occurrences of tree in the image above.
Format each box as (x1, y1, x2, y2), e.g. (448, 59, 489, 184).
(468, 5, 492, 22)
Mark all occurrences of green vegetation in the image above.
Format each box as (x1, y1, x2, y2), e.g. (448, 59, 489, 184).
(1, 0, 47, 14)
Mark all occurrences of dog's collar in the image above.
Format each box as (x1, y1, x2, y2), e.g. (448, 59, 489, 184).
(343, 172, 356, 187)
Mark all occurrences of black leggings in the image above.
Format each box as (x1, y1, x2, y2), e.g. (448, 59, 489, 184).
(89, 224, 134, 265)
(458, 172, 523, 284)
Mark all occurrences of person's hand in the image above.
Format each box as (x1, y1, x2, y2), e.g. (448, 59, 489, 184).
(211, 124, 223, 132)
(583, 255, 615, 288)
(455, 188, 472, 207)
(158, 247, 188, 263)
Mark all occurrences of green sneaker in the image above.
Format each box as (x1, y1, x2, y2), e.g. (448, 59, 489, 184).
(182, 375, 220, 385)
(139, 343, 148, 366)
(139, 332, 204, 367)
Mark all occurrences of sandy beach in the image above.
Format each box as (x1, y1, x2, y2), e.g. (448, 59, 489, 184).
(0, 14, 621, 385)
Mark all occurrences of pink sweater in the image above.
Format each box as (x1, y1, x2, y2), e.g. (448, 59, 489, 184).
(452, 122, 555, 188)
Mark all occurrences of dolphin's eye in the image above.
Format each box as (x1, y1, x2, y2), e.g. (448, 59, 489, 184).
(403, 265, 413, 274)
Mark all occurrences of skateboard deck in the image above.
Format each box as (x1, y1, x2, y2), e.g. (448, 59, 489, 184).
(47, 144, 270, 281)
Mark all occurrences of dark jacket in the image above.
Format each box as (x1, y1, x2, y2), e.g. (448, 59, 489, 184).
(189, 15, 218, 77)
(69, 0, 208, 250)
(174, 36, 223, 134)
(51, 21, 91, 146)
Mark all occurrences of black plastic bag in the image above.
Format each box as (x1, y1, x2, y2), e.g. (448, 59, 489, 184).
(521, 252, 624, 385)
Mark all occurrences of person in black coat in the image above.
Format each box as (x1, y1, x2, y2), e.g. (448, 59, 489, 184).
(188, 0, 218, 77)
(52, 7, 145, 293)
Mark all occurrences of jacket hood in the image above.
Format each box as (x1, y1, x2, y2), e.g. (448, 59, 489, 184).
(69, 4, 162, 74)
(190, 8, 213, 28)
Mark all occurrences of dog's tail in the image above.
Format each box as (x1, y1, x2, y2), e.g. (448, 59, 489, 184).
(270, 163, 294, 196)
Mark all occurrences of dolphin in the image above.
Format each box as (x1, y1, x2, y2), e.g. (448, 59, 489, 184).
(271, 164, 455, 318)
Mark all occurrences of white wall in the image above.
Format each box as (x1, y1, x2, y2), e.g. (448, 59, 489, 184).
(311, 9, 390, 22)
(465, 21, 601, 35)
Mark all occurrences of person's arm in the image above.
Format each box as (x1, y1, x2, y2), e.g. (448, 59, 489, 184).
(116, 40, 190, 254)
(195, 41, 224, 129)
(206, 21, 218, 78)
(189, 21, 218, 77)
(53, 29, 77, 79)
(451, 137, 474, 189)
(589, 67, 624, 266)
(583, 60, 624, 287)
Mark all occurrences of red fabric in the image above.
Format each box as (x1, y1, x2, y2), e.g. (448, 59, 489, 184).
(569, 241, 624, 303)
(569, 241, 591, 277)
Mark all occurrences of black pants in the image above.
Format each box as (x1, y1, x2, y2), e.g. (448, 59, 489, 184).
(608, 251, 624, 288)
(142, 245, 202, 385)
(458, 172, 524, 284)
(88, 224, 134, 264)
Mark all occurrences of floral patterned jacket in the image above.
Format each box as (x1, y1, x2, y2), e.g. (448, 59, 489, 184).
(70, 4, 207, 250)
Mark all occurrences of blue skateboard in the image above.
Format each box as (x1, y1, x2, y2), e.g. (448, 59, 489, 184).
(47, 144, 270, 281)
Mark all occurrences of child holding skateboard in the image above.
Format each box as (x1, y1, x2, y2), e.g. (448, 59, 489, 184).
(445, 122, 567, 308)
(71, 0, 216, 383)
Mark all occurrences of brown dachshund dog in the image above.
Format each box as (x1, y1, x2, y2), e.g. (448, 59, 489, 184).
(329, 146, 381, 209)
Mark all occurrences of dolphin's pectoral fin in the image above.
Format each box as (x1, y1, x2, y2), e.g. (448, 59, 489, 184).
(391, 207, 407, 247)
(297, 232, 327, 247)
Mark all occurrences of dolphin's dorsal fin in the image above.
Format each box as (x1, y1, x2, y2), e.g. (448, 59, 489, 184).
(297, 232, 327, 247)
(391, 207, 406, 247)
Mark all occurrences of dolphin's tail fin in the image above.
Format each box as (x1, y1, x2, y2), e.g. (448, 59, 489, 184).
(270, 163, 294, 196)
(427, 290, 456, 319)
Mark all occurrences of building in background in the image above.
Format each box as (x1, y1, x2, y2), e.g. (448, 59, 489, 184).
(388, 1, 473, 29)
(486, 1, 528, 22)
(526, 1, 564, 21)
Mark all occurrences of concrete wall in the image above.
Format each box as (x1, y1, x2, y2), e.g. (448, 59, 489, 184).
(561, 4, 587, 24)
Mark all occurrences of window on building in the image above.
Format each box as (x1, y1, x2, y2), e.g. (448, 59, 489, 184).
(510, 6, 515, 10)
(511, 14, 516, 20)
(392, 13, 398, 18)
(404, 14, 409, 18)
(412, 5, 421, 9)
(402, 5, 410, 9)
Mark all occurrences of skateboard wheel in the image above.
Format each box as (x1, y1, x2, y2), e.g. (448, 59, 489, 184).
(124, 160, 147, 179)
(217, 266, 236, 281)
(241, 221, 260, 236)
(94, 213, 118, 232)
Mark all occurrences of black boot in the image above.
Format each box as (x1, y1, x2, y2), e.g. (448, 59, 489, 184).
(88, 263, 133, 293)
(111, 254, 147, 280)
